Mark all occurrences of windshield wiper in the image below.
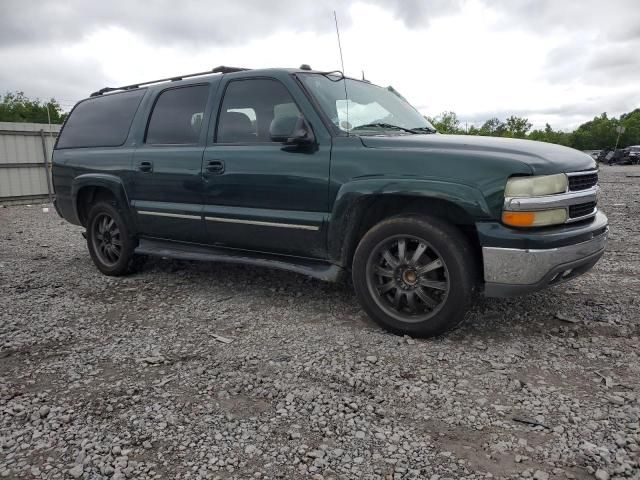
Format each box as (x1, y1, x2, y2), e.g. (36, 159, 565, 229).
(410, 126, 437, 134)
(351, 123, 420, 134)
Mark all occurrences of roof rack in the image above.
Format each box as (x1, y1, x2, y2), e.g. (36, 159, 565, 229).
(90, 65, 249, 97)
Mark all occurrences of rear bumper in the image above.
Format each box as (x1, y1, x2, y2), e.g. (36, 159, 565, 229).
(482, 213, 608, 297)
(52, 192, 81, 225)
(52, 195, 63, 218)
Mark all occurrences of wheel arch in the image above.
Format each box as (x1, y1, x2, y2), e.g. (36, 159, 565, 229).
(329, 179, 490, 272)
(71, 174, 135, 231)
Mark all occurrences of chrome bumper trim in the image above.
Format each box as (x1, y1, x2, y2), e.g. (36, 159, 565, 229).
(483, 228, 608, 286)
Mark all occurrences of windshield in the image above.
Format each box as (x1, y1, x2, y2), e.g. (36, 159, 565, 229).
(298, 73, 436, 134)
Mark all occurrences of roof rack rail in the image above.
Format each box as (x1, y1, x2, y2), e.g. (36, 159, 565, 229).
(90, 65, 249, 97)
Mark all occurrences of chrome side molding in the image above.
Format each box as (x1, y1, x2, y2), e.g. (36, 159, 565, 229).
(137, 211, 201, 220)
(204, 216, 320, 231)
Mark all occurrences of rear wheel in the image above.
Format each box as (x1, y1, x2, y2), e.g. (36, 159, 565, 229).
(352, 216, 477, 337)
(86, 201, 136, 276)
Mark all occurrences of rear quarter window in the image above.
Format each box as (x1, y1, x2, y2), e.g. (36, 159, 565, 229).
(56, 90, 146, 149)
(145, 85, 209, 145)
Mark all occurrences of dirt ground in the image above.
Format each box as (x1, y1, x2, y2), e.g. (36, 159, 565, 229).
(1, 165, 639, 480)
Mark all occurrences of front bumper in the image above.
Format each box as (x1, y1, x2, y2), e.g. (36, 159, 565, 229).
(482, 214, 608, 297)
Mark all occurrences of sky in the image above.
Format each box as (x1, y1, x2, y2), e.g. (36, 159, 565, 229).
(1, 0, 639, 131)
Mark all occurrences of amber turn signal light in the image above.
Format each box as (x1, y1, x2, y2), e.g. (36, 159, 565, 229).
(502, 211, 535, 227)
(502, 209, 568, 227)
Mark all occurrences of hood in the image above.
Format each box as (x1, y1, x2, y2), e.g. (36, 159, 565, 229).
(359, 134, 596, 174)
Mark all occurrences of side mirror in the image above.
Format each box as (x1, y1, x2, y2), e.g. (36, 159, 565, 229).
(270, 116, 315, 146)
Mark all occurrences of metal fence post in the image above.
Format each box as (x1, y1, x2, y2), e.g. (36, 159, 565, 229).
(39, 129, 54, 204)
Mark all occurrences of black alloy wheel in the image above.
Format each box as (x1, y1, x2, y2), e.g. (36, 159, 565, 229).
(366, 234, 450, 323)
(86, 201, 136, 276)
(352, 216, 477, 337)
(91, 212, 123, 266)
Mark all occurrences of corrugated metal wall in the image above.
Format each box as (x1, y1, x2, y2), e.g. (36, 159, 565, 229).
(0, 122, 61, 204)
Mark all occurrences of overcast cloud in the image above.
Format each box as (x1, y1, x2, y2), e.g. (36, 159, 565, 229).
(0, 0, 638, 129)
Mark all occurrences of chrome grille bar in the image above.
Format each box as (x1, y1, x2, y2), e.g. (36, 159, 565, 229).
(504, 186, 599, 211)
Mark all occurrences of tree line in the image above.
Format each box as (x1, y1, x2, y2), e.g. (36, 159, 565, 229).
(426, 108, 640, 150)
(0, 92, 67, 125)
(1, 90, 639, 150)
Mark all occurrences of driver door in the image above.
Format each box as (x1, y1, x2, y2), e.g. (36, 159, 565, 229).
(201, 76, 331, 258)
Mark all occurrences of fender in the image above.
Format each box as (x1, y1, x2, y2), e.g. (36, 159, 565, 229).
(327, 177, 493, 266)
(70, 173, 137, 232)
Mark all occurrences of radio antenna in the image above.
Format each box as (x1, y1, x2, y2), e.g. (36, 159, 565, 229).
(333, 11, 349, 134)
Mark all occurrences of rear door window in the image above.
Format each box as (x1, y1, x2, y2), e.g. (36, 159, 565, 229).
(146, 85, 210, 145)
(56, 89, 145, 149)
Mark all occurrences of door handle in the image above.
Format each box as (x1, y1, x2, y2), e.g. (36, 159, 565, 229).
(205, 160, 225, 174)
(138, 161, 153, 173)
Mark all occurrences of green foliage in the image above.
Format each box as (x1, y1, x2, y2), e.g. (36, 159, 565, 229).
(0, 91, 67, 124)
(429, 108, 640, 149)
(569, 113, 618, 150)
(426, 111, 462, 134)
(475, 116, 531, 138)
(618, 109, 640, 148)
(466, 125, 481, 135)
(479, 117, 506, 136)
(504, 116, 532, 138)
(565, 110, 640, 149)
(529, 123, 571, 146)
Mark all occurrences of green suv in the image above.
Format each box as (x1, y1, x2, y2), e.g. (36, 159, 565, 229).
(52, 65, 608, 337)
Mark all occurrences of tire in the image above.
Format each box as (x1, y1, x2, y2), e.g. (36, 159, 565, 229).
(86, 200, 137, 276)
(352, 215, 478, 337)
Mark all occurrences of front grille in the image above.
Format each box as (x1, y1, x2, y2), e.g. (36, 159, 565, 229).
(569, 172, 598, 191)
(569, 201, 596, 219)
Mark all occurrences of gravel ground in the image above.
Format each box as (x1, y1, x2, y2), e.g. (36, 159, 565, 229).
(1, 165, 639, 480)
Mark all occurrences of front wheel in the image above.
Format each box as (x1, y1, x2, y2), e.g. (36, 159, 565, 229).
(352, 216, 477, 337)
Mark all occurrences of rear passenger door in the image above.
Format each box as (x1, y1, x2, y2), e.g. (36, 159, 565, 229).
(130, 84, 212, 243)
(201, 76, 331, 258)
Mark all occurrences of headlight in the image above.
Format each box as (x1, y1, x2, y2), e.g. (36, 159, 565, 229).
(502, 209, 568, 227)
(504, 174, 568, 197)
